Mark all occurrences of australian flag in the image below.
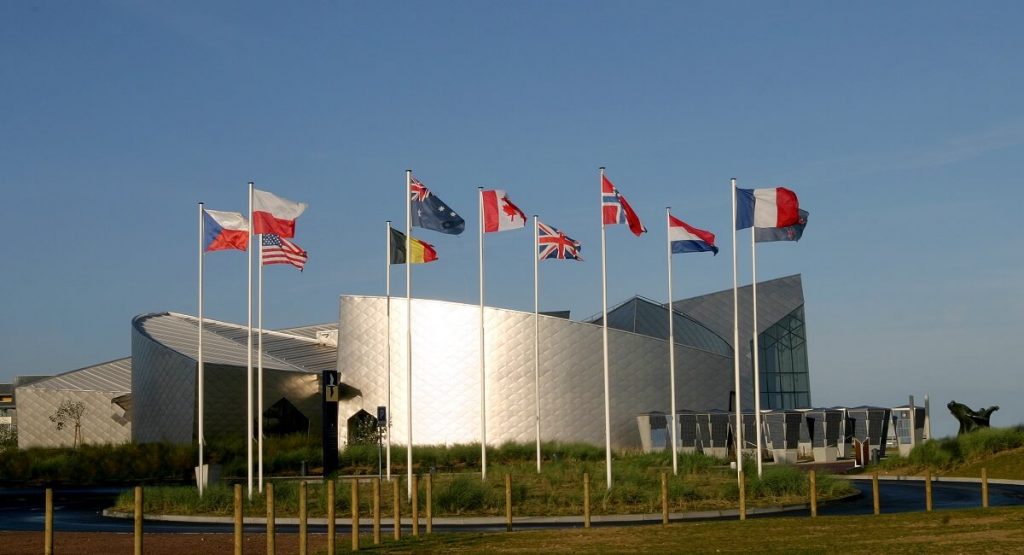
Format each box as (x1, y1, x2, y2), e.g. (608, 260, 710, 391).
(755, 209, 809, 243)
(537, 220, 582, 261)
(410, 176, 465, 235)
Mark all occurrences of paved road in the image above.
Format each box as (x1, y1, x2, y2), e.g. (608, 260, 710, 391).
(2, 479, 1022, 533)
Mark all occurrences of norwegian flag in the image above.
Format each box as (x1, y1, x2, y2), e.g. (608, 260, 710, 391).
(537, 220, 582, 261)
(601, 174, 646, 236)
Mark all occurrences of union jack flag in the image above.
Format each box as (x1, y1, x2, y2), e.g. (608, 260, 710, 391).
(537, 220, 582, 261)
(410, 176, 430, 202)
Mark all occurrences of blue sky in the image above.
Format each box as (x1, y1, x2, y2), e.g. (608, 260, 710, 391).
(2, 1, 1021, 439)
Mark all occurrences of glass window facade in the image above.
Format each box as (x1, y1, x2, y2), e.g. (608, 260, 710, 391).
(757, 305, 811, 409)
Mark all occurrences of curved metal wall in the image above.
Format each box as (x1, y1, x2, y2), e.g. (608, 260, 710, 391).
(337, 296, 732, 449)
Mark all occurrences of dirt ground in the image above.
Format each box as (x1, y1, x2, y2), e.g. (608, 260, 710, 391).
(0, 532, 337, 555)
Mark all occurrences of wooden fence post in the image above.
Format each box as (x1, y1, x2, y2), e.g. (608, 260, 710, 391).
(233, 484, 242, 555)
(299, 481, 308, 555)
(982, 468, 989, 508)
(583, 472, 591, 529)
(373, 478, 381, 544)
(412, 475, 419, 537)
(925, 470, 933, 512)
(872, 473, 880, 515)
(134, 485, 143, 555)
(266, 482, 276, 555)
(661, 472, 668, 526)
(426, 473, 433, 534)
(327, 479, 336, 555)
(738, 472, 746, 521)
(809, 470, 817, 518)
(351, 478, 360, 552)
(44, 488, 53, 555)
(393, 479, 402, 540)
(505, 474, 513, 532)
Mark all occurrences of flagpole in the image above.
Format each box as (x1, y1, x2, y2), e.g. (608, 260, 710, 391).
(385, 220, 392, 482)
(730, 178, 744, 483)
(665, 208, 678, 476)
(533, 215, 541, 474)
(257, 232, 265, 493)
(197, 202, 205, 496)
(599, 167, 612, 490)
(750, 226, 763, 477)
(405, 170, 414, 499)
(477, 187, 488, 481)
(246, 182, 254, 499)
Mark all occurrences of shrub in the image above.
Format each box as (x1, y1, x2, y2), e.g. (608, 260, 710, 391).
(435, 474, 490, 513)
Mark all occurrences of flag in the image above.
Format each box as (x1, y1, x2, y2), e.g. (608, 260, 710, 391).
(538, 220, 582, 261)
(390, 227, 438, 264)
(735, 187, 800, 230)
(601, 175, 646, 236)
(669, 214, 718, 255)
(482, 189, 527, 232)
(261, 234, 307, 270)
(253, 188, 307, 238)
(755, 209, 809, 243)
(203, 209, 249, 252)
(410, 176, 465, 235)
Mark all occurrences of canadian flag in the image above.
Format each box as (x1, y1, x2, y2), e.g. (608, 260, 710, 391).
(481, 189, 527, 233)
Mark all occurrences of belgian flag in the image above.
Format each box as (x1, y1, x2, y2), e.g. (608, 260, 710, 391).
(389, 227, 438, 264)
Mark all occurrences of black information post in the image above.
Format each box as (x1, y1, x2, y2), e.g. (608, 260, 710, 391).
(322, 370, 340, 477)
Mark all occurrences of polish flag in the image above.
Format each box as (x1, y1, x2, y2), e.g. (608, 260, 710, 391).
(253, 188, 307, 238)
(203, 210, 249, 252)
(482, 189, 527, 233)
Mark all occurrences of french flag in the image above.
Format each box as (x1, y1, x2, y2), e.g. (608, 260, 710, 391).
(252, 188, 307, 238)
(203, 210, 249, 252)
(669, 214, 718, 255)
(735, 187, 800, 230)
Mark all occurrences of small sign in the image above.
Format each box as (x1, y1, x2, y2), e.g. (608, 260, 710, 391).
(376, 406, 387, 427)
(323, 370, 340, 403)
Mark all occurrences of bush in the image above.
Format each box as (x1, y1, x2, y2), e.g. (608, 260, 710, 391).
(435, 474, 490, 513)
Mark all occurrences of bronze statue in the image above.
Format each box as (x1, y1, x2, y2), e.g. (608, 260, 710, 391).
(947, 400, 999, 435)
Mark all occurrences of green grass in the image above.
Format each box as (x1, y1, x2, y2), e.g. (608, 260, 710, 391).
(865, 426, 1024, 479)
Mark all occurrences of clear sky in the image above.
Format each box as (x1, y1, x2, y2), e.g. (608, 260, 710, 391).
(2, 1, 1021, 439)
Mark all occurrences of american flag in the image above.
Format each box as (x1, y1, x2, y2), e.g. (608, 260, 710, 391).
(537, 220, 582, 261)
(262, 233, 308, 270)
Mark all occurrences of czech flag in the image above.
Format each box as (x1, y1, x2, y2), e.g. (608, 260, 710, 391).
(253, 188, 307, 238)
(203, 210, 249, 252)
(669, 214, 718, 255)
(735, 187, 800, 230)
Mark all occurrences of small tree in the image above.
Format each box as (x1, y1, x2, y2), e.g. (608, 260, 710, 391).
(49, 400, 86, 448)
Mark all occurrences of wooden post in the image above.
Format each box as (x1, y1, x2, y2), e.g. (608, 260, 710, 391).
(426, 473, 433, 534)
(982, 468, 990, 508)
(44, 488, 53, 555)
(505, 473, 513, 532)
(327, 480, 336, 555)
(872, 473, 880, 515)
(393, 478, 402, 540)
(351, 478, 360, 552)
(373, 478, 381, 544)
(661, 472, 668, 526)
(298, 482, 308, 555)
(738, 472, 746, 521)
(134, 485, 143, 555)
(411, 475, 419, 537)
(925, 470, 933, 512)
(809, 470, 818, 518)
(583, 472, 591, 529)
(233, 484, 243, 555)
(266, 482, 276, 555)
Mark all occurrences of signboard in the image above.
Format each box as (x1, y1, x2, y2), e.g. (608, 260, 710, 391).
(321, 370, 339, 476)
(377, 406, 387, 428)
(323, 370, 340, 403)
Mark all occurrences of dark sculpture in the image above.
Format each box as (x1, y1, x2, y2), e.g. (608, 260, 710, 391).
(947, 400, 999, 435)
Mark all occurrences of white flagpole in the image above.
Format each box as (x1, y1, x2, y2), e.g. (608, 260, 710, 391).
(665, 208, 678, 476)
(730, 178, 744, 482)
(477, 187, 488, 481)
(533, 215, 541, 474)
(257, 232, 265, 493)
(385, 220, 392, 482)
(599, 167, 612, 490)
(405, 170, 413, 498)
(246, 182, 254, 499)
(750, 226, 763, 477)
(197, 203, 205, 496)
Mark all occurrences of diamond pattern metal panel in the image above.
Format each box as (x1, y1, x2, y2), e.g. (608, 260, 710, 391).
(15, 387, 131, 448)
(338, 296, 734, 449)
